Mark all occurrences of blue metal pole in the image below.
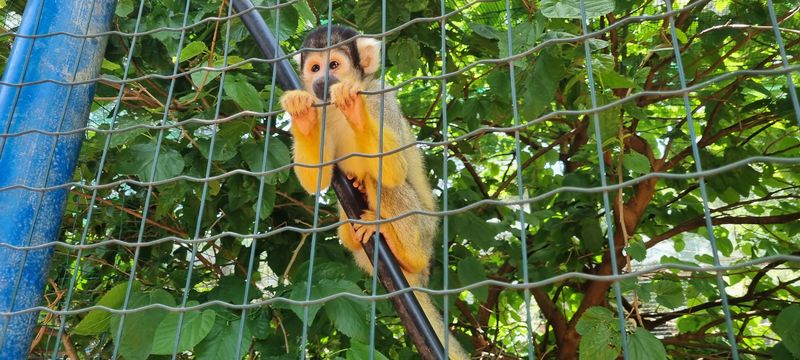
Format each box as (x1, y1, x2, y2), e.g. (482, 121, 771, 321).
(0, 1, 116, 357)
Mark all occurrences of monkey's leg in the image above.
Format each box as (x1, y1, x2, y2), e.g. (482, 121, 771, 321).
(330, 82, 407, 187)
(281, 90, 334, 193)
(341, 211, 468, 359)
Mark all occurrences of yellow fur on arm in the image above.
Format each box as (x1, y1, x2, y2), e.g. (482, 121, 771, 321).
(291, 125, 333, 194)
(354, 96, 408, 187)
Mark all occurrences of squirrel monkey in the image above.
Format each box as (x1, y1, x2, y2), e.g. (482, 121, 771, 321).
(280, 25, 469, 359)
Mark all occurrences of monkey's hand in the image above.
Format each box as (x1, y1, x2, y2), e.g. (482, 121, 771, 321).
(280, 90, 317, 136)
(330, 81, 366, 132)
(351, 210, 427, 274)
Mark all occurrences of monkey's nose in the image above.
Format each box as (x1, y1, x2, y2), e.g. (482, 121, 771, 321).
(313, 76, 339, 100)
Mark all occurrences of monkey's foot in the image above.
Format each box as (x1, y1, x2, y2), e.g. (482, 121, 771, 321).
(352, 210, 380, 244)
(280, 90, 317, 136)
(330, 82, 365, 132)
(345, 173, 367, 194)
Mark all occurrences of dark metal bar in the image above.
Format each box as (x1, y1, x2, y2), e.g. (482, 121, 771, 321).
(330, 167, 445, 360)
(231, 0, 301, 92)
(230, 1, 445, 358)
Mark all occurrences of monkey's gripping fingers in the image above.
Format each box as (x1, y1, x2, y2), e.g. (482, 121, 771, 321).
(330, 82, 365, 132)
(352, 210, 379, 244)
(280, 90, 317, 136)
(345, 173, 367, 194)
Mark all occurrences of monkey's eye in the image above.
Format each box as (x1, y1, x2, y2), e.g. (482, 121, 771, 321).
(329, 61, 340, 70)
(311, 64, 320, 72)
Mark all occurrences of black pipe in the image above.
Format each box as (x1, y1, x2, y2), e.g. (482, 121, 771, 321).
(230, 1, 446, 359)
(231, 0, 301, 91)
(330, 167, 445, 360)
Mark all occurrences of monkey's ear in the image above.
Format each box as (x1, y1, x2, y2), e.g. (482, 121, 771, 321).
(356, 37, 381, 75)
(293, 52, 302, 67)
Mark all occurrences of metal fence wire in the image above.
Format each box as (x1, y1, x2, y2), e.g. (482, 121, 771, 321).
(0, 0, 799, 359)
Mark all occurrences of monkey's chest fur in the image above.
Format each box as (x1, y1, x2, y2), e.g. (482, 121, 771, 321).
(325, 108, 411, 192)
(323, 106, 434, 217)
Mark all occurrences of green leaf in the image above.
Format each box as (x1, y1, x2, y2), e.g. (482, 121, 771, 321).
(107, 115, 150, 148)
(322, 279, 371, 342)
(217, 55, 252, 70)
(587, 38, 609, 50)
(354, 0, 409, 33)
(403, 0, 427, 13)
(194, 315, 252, 360)
(716, 235, 733, 257)
(224, 74, 265, 112)
(240, 140, 291, 185)
(191, 67, 221, 88)
(622, 152, 650, 175)
(579, 217, 604, 252)
(498, 21, 541, 62)
(598, 68, 636, 89)
(347, 341, 391, 360)
(252, 184, 276, 219)
(110, 289, 176, 360)
(285, 279, 369, 341)
(207, 275, 263, 304)
(457, 256, 489, 302)
(653, 281, 684, 309)
(576, 306, 615, 334)
(117, 143, 185, 182)
(626, 238, 647, 261)
(102, 58, 121, 72)
(627, 328, 667, 360)
(73, 282, 139, 335)
(770, 342, 796, 360)
(541, 0, 615, 19)
(586, 94, 621, 143)
(286, 281, 325, 324)
(576, 307, 621, 360)
(179, 41, 208, 63)
(388, 38, 422, 74)
(673, 28, 688, 44)
(522, 48, 565, 117)
(150, 303, 216, 354)
(773, 305, 800, 357)
(449, 212, 500, 249)
(224, 176, 258, 211)
(115, 0, 134, 17)
(469, 23, 503, 40)
(197, 136, 238, 162)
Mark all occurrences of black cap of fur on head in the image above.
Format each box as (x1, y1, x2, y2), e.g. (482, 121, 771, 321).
(299, 24, 363, 76)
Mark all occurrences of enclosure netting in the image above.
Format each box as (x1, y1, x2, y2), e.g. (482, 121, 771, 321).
(2, 0, 800, 358)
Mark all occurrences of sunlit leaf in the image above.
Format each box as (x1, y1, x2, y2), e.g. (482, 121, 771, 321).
(541, 0, 615, 19)
(628, 328, 667, 360)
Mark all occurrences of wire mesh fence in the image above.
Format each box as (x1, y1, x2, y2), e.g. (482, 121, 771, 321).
(1, 0, 799, 358)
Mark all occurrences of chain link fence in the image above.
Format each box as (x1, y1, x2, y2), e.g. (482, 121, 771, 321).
(1, 0, 799, 358)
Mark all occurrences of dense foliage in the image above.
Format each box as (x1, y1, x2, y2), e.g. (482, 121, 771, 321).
(5, 0, 798, 358)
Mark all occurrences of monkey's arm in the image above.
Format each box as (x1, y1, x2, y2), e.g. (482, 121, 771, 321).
(331, 82, 407, 187)
(281, 90, 334, 193)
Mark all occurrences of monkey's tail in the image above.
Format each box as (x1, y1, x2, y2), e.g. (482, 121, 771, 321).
(413, 289, 471, 360)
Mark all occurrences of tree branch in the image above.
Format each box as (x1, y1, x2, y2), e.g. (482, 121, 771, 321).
(645, 212, 800, 247)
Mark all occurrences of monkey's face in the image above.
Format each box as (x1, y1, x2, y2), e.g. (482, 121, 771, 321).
(293, 26, 381, 101)
(299, 48, 362, 100)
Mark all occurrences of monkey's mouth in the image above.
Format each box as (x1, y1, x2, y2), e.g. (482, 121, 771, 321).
(313, 76, 339, 100)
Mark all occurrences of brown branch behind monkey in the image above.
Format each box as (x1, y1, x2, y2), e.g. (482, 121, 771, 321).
(279, 24, 469, 359)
